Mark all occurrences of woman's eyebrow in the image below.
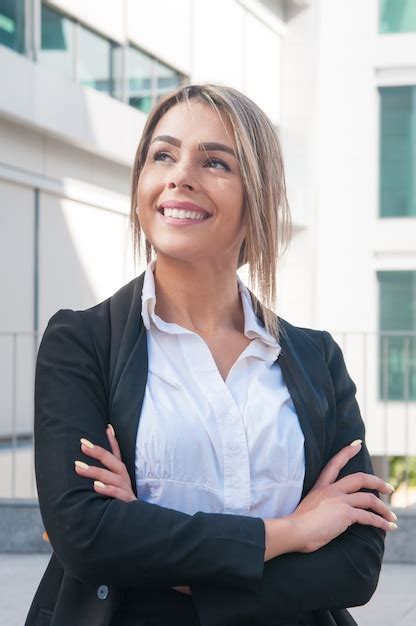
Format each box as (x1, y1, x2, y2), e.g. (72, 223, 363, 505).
(200, 142, 236, 157)
(151, 135, 236, 156)
(151, 134, 181, 147)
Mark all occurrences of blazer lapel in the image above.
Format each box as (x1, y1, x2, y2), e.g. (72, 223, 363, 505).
(107, 275, 328, 501)
(278, 323, 326, 497)
(108, 272, 148, 496)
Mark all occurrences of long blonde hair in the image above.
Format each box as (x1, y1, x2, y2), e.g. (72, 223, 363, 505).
(130, 83, 291, 340)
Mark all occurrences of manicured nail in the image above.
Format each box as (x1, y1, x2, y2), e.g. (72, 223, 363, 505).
(80, 438, 94, 449)
(107, 424, 115, 437)
(385, 482, 395, 493)
(74, 460, 89, 470)
(391, 511, 398, 522)
(388, 522, 398, 530)
(350, 439, 362, 447)
(94, 480, 106, 489)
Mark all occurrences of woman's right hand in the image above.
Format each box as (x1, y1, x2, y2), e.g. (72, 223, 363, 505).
(264, 440, 398, 560)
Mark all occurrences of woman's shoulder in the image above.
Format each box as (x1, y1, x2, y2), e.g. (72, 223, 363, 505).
(278, 316, 334, 355)
(278, 317, 348, 382)
(41, 272, 146, 368)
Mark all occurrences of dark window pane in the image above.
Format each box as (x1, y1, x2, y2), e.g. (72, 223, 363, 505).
(380, 0, 416, 33)
(379, 87, 416, 217)
(378, 272, 416, 400)
(127, 45, 153, 113)
(39, 5, 74, 80)
(0, 0, 25, 53)
(78, 24, 117, 96)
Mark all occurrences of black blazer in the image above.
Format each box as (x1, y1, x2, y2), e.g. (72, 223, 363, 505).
(26, 272, 384, 626)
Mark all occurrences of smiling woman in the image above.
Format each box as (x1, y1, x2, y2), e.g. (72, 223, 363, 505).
(131, 83, 291, 340)
(26, 84, 392, 626)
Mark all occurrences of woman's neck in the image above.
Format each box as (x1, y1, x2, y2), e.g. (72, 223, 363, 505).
(152, 254, 244, 336)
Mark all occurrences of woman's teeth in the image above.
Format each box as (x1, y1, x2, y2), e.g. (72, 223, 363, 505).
(163, 208, 207, 220)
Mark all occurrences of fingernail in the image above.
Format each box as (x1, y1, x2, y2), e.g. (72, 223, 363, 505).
(391, 511, 398, 522)
(350, 439, 362, 447)
(385, 482, 395, 493)
(74, 460, 89, 470)
(94, 480, 106, 489)
(388, 522, 398, 530)
(107, 424, 115, 437)
(80, 438, 94, 449)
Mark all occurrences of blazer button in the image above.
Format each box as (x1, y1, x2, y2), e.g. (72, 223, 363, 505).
(97, 584, 109, 600)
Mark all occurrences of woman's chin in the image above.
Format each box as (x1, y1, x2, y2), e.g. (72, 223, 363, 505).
(154, 247, 210, 265)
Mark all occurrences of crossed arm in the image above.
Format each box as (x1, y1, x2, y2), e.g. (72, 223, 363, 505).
(35, 310, 389, 624)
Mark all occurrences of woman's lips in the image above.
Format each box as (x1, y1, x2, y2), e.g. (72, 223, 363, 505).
(157, 202, 212, 226)
(159, 200, 211, 215)
(157, 210, 212, 226)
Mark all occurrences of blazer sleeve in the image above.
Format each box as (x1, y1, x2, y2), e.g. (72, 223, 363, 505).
(34, 309, 266, 590)
(191, 330, 385, 625)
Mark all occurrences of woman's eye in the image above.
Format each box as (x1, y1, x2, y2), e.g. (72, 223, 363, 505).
(205, 158, 230, 171)
(152, 150, 172, 162)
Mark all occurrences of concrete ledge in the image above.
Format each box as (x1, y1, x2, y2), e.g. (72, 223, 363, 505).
(384, 508, 416, 564)
(0, 499, 51, 554)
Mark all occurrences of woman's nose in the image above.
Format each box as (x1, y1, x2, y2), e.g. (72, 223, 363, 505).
(167, 163, 196, 191)
(168, 180, 193, 190)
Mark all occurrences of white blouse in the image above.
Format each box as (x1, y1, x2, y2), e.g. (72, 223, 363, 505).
(135, 262, 305, 519)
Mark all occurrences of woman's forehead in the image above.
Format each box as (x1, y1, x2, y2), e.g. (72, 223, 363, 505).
(151, 101, 236, 145)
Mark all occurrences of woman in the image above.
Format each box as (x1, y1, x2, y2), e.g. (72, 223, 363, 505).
(26, 84, 396, 626)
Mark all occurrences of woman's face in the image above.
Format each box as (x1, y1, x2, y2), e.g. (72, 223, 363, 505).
(136, 100, 246, 267)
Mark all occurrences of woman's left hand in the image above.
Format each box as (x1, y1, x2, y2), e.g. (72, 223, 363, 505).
(74, 425, 137, 502)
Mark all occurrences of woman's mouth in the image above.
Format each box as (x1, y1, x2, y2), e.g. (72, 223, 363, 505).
(157, 206, 212, 224)
(159, 207, 210, 220)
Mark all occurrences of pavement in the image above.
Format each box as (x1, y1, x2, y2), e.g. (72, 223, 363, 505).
(0, 555, 414, 626)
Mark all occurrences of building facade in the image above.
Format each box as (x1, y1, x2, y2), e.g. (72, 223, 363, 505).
(0, 0, 415, 498)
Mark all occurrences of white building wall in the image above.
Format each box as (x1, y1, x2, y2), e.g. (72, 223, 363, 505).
(277, 0, 416, 456)
(127, 0, 192, 73)
(0, 180, 35, 438)
(1, 0, 414, 458)
(277, 1, 319, 325)
(0, 0, 289, 446)
(46, 0, 126, 43)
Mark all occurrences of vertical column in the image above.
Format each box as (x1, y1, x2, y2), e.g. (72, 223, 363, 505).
(25, 0, 40, 60)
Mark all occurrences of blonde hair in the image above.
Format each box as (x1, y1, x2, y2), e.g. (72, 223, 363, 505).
(130, 83, 291, 340)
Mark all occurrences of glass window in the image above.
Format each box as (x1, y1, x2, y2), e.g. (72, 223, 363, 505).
(380, 0, 416, 33)
(127, 44, 185, 113)
(126, 45, 153, 113)
(39, 4, 74, 80)
(0, 0, 25, 53)
(156, 61, 183, 101)
(78, 24, 117, 96)
(378, 271, 416, 400)
(379, 87, 416, 218)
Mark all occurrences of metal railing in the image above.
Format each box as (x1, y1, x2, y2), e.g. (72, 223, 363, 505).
(1, 330, 415, 506)
(0, 331, 39, 499)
